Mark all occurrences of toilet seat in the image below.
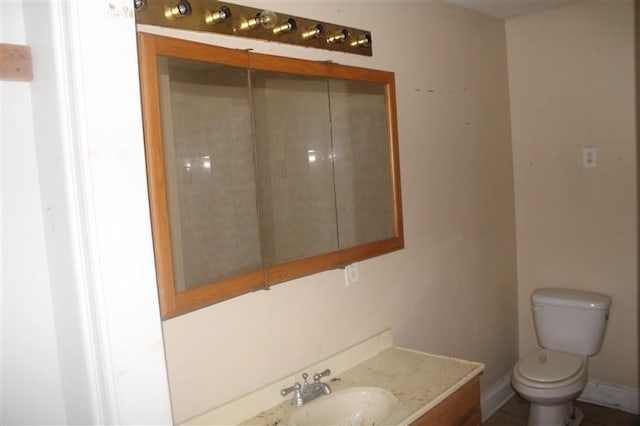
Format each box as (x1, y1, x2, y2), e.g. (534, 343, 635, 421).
(514, 349, 586, 389)
(518, 349, 584, 383)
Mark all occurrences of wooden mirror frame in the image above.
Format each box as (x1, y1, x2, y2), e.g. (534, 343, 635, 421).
(137, 32, 403, 319)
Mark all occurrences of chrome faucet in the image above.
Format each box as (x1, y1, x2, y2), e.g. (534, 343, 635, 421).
(280, 369, 332, 406)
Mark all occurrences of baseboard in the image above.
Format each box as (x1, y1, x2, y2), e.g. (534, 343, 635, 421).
(481, 372, 515, 422)
(578, 379, 640, 415)
(482, 373, 639, 418)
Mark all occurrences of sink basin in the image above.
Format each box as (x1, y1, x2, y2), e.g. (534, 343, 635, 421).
(287, 386, 398, 426)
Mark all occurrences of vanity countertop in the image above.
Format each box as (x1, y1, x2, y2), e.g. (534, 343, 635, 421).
(183, 330, 483, 426)
(241, 346, 483, 426)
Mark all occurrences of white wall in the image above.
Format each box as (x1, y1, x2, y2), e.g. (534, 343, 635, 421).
(146, 1, 519, 422)
(507, 0, 637, 389)
(1, 3, 67, 423)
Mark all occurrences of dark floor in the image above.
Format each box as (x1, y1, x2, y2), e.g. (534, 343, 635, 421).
(484, 395, 640, 426)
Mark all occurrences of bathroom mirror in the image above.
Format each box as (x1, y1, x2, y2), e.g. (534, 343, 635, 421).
(138, 33, 403, 318)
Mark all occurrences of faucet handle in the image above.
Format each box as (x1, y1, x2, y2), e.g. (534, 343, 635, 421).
(281, 382, 304, 407)
(313, 369, 331, 382)
(280, 382, 301, 396)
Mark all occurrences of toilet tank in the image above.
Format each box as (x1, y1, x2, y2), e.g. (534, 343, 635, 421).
(532, 288, 611, 356)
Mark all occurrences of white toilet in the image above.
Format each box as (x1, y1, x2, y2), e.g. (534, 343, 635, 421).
(511, 288, 611, 426)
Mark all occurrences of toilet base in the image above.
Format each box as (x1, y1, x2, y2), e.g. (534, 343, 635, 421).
(528, 401, 584, 426)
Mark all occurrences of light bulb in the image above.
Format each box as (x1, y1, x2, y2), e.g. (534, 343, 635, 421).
(257, 10, 278, 29)
(237, 10, 278, 31)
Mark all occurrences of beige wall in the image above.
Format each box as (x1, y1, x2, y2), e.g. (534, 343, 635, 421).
(507, 0, 637, 388)
(149, 1, 518, 423)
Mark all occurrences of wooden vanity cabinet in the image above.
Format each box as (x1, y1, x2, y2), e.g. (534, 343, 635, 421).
(410, 376, 481, 426)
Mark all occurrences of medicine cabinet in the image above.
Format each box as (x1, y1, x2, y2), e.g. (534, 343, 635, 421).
(137, 33, 403, 318)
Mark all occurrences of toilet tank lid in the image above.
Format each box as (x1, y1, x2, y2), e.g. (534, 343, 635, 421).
(532, 288, 611, 310)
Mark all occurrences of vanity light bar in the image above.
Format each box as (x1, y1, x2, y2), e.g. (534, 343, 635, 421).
(134, 0, 373, 56)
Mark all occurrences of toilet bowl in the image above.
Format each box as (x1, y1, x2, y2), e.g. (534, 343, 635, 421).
(512, 349, 588, 426)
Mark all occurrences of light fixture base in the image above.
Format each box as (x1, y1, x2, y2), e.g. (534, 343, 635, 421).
(135, 0, 372, 56)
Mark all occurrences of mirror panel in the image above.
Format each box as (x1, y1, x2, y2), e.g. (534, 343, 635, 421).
(251, 70, 338, 267)
(329, 79, 395, 249)
(158, 56, 263, 291)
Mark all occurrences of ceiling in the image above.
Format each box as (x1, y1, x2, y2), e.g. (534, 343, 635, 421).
(442, 0, 584, 19)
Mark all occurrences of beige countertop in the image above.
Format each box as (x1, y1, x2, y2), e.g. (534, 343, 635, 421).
(241, 346, 483, 426)
(183, 330, 484, 425)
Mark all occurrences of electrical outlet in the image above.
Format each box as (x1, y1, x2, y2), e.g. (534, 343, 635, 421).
(345, 263, 359, 286)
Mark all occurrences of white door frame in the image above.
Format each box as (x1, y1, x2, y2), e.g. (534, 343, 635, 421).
(22, 1, 173, 423)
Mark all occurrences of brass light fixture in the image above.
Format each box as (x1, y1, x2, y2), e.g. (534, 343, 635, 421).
(205, 6, 231, 25)
(135, 1, 373, 56)
(164, 0, 192, 20)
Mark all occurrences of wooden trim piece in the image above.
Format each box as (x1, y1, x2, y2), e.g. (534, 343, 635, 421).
(265, 238, 404, 285)
(169, 270, 265, 319)
(386, 73, 404, 238)
(327, 62, 393, 84)
(248, 52, 329, 77)
(138, 33, 177, 317)
(151, 34, 250, 69)
(0, 43, 33, 81)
